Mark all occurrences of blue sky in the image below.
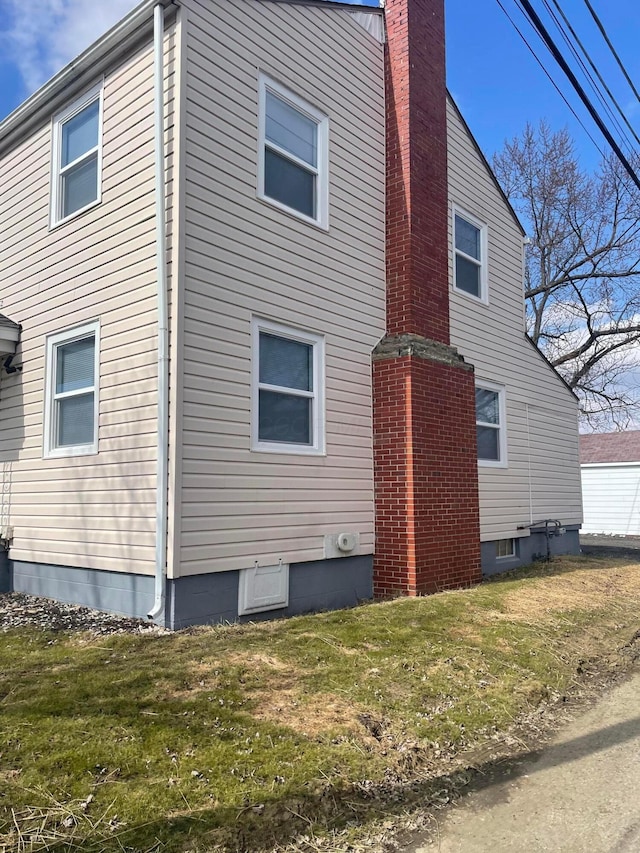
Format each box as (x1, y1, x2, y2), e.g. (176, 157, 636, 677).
(0, 0, 638, 174)
(446, 0, 640, 172)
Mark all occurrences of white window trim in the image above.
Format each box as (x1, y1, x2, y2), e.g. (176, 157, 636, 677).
(50, 82, 104, 229)
(43, 321, 100, 459)
(496, 538, 516, 559)
(476, 380, 507, 468)
(257, 73, 329, 230)
(251, 317, 325, 455)
(452, 204, 489, 304)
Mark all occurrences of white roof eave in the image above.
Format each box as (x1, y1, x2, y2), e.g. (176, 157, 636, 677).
(0, 0, 174, 156)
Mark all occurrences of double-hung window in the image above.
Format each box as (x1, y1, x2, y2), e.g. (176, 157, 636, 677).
(44, 322, 100, 457)
(475, 382, 506, 466)
(454, 207, 488, 301)
(252, 318, 325, 454)
(51, 84, 103, 226)
(258, 74, 329, 228)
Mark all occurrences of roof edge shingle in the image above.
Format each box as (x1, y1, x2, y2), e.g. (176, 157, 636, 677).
(580, 430, 640, 464)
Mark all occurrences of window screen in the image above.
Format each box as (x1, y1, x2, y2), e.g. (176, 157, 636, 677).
(258, 332, 313, 445)
(454, 213, 484, 298)
(475, 386, 502, 462)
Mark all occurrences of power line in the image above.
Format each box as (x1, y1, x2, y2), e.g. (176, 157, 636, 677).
(516, 0, 640, 192)
(494, 0, 607, 160)
(541, 0, 634, 154)
(547, 0, 640, 151)
(581, 0, 640, 107)
(544, 0, 640, 153)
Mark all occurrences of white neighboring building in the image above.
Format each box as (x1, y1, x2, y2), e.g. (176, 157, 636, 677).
(580, 432, 640, 536)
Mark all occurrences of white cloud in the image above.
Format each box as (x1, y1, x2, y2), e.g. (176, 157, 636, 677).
(0, 0, 139, 98)
(0, 0, 381, 100)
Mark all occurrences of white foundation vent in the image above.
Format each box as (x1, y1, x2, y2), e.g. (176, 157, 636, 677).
(238, 561, 289, 616)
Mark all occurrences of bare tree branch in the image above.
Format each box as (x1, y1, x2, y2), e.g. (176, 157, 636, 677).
(493, 121, 640, 429)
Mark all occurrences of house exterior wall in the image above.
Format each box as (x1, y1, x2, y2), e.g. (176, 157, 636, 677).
(176, 0, 386, 579)
(0, 20, 179, 586)
(0, 0, 586, 623)
(581, 464, 640, 535)
(446, 98, 583, 556)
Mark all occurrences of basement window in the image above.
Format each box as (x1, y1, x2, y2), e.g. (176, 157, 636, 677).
(496, 538, 516, 559)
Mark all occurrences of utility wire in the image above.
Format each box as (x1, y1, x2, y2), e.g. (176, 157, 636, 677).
(581, 0, 640, 107)
(540, 0, 635, 156)
(543, 0, 639, 154)
(547, 0, 640, 150)
(516, 0, 640, 192)
(494, 0, 607, 160)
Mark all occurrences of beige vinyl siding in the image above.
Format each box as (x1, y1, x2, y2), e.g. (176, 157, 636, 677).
(446, 98, 583, 540)
(0, 20, 180, 575)
(178, 0, 385, 575)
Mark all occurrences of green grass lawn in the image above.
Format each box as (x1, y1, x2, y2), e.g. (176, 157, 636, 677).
(1, 555, 639, 852)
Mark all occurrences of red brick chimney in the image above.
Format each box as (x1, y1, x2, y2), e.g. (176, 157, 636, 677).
(372, 0, 482, 596)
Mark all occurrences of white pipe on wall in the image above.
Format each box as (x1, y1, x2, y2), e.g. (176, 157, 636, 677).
(149, 2, 169, 623)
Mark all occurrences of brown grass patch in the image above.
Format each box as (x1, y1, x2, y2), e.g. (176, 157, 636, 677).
(448, 625, 485, 644)
(500, 559, 640, 622)
(156, 660, 223, 699)
(158, 654, 298, 699)
(228, 651, 293, 671)
(225, 652, 364, 737)
(250, 685, 364, 738)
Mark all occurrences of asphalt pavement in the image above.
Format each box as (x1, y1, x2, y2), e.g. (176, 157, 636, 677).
(580, 534, 640, 557)
(403, 670, 640, 853)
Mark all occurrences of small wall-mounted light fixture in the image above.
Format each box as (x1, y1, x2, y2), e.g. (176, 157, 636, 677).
(0, 315, 20, 374)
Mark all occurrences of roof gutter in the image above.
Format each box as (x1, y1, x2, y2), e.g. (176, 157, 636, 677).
(148, 2, 169, 624)
(0, 0, 173, 155)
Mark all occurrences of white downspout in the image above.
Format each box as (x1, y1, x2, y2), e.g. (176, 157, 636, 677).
(149, 2, 169, 622)
(526, 404, 534, 526)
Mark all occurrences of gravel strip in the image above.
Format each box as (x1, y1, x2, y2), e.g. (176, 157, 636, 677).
(0, 592, 167, 635)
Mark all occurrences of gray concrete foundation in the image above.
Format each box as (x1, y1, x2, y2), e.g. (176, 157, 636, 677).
(167, 554, 373, 628)
(5, 529, 584, 625)
(481, 525, 581, 577)
(5, 554, 374, 629)
(11, 560, 154, 617)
